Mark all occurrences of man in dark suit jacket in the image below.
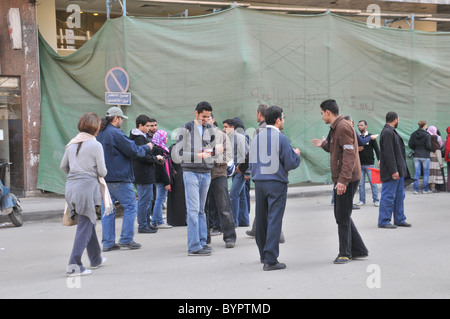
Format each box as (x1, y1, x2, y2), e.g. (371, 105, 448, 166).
(378, 112, 412, 229)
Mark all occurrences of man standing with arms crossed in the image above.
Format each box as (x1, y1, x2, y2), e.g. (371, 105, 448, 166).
(355, 120, 380, 207)
(313, 99, 368, 264)
(250, 106, 300, 271)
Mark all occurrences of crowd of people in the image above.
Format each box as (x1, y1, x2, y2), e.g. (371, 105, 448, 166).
(60, 100, 450, 275)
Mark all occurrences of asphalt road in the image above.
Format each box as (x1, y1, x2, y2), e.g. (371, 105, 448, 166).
(0, 191, 449, 300)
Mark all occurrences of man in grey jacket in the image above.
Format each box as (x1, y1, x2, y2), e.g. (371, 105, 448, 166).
(172, 101, 216, 256)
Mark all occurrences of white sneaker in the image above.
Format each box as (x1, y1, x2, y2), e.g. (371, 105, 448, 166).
(374, 201, 380, 207)
(67, 269, 92, 277)
(423, 190, 433, 194)
(354, 201, 365, 206)
(157, 223, 173, 229)
(91, 257, 107, 269)
(413, 191, 420, 195)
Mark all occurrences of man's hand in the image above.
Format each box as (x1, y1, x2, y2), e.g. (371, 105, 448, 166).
(147, 142, 153, 150)
(392, 172, 399, 180)
(335, 182, 347, 196)
(312, 137, 326, 147)
(215, 144, 224, 155)
(293, 148, 301, 156)
(197, 152, 211, 159)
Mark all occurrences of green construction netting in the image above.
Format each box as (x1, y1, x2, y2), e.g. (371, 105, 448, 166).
(38, 7, 450, 194)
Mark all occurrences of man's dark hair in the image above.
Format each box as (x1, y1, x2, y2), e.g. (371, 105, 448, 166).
(320, 99, 339, 115)
(136, 114, 151, 128)
(148, 118, 157, 123)
(223, 119, 235, 127)
(257, 104, 268, 117)
(386, 112, 398, 123)
(359, 120, 367, 126)
(265, 105, 283, 125)
(196, 101, 213, 114)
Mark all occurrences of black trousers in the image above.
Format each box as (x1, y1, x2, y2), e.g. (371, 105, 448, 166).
(206, 176, 236, 243)
(254, 180, 287, 265)
(334, 181, 368, 258)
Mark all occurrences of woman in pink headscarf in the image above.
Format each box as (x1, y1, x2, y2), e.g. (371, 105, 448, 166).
(428, 126, 445, 192)
(150, 130, 174, 229)
(445, 127, 450, 191)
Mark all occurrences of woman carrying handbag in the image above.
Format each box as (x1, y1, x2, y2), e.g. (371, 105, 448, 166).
(61, 112, 112, 277)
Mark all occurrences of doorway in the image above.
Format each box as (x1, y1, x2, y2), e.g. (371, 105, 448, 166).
(0, 76, 24, 195)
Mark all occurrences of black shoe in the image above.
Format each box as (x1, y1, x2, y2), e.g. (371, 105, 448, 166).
(378, 224, 397, 229)
(138, 227, 157, 234)
(188, 248, 211, 256)
(396, 222, 412, 227)
(118, 241, 141, 250)
(202, 245, 213, 253)
(333, 256, 351, 264)
(102, 243, 120, 252)
(225, 241, 235, 248)
(263, 262, 286, 271)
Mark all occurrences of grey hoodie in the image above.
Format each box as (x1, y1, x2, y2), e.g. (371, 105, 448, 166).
(172, 120, 216, 173)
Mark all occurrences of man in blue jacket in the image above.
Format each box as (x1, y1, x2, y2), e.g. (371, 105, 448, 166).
(97, 107, 153, 252)
(249, 106, 301, 271)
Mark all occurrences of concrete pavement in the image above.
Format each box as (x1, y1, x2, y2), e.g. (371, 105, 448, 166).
(1, 183, 450, 300)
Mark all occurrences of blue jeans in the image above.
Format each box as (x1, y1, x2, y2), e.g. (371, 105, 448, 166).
(135, 183, 154, 230)
(359, 165, 379, 204)
(413, 157, 430, 192)
(378, 177, 407, 226)
(151, 183, 168, 226)
(102, 182, 137, 248)
(230, 173, 249, 226)
(183, 171, 211, 253)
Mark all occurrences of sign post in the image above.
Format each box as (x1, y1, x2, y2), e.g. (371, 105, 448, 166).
(105, 67, 131, 106)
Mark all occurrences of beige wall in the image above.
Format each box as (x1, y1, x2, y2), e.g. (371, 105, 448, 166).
(36, 0, 57, 52)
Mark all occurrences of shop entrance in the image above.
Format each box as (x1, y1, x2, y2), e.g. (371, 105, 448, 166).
(0, 77, 24, 195)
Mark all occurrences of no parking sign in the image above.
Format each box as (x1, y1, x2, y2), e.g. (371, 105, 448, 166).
(105, 67, 131, 105)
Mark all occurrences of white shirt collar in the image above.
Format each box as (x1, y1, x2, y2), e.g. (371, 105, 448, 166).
(266, 125, 280, 132)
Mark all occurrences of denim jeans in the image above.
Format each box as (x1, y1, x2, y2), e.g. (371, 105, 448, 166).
(151, 183, 168, 226)
(413, 157, 430, 192)
(135, 183, 154, 230)
(334, 181, 368, 258)
(102, 182, 137, 248)
(359, 165, 379, 204)
(183, 171, 211, 253)
(378, 177, 407, 226)
(230, 173, 249, 226)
